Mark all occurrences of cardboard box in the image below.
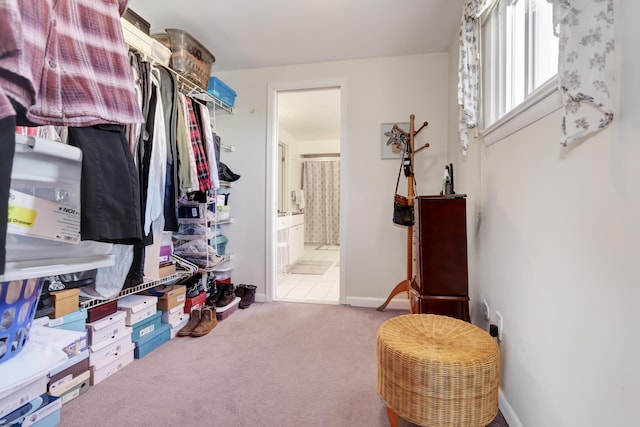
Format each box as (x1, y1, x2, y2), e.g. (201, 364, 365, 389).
(48, 356, 90, 395)
(161, 304, 187, 327)
(85, 311, 127, 347)
(134, 322, 170, 359)
(158, 245, 172, 264)
(89, 333, 134, 369)
(184, 291, 206, 314)
(1, 394, 61, 427)
(117, 294, 158, 326)
(158, 262, 176, 278)
(50, 288, 80, 319)
(86, 299, 118, 323)
(143, 284, 186, 311)
(48, 308, 87, 332)
(131, 310, 162, 342)
(90, 349, 134, 386)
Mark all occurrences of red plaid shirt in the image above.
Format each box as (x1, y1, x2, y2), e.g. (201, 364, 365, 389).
(0, 0, 143, 126)
(185, 97, 211, 192)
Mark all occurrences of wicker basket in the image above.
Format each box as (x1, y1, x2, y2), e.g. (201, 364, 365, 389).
(377, 314, 500, 427)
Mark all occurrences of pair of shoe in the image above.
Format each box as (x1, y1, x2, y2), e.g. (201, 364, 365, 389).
(177, 306, 217, 337)
(235, 284, 257, 309)
(205, 282, 236, 308)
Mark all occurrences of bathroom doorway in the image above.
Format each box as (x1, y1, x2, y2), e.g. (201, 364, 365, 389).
(267, 83, 344, 305)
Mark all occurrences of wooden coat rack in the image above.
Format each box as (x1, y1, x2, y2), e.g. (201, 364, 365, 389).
(377, 114, 429, 312)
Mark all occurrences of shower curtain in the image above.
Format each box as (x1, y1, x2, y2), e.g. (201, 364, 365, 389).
(302, 160, 340, 245)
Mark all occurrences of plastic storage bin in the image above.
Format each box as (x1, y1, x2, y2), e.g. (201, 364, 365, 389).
(154, 28, 215, 90)
(0, 278, 42, 364)
(208, 77, 237, 107)
(6, 135, 112, 264)
(212, 235, 228, 255)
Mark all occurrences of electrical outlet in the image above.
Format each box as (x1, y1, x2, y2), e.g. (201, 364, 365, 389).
(495, 311, 503, 341)
(481, 299, 491, 321)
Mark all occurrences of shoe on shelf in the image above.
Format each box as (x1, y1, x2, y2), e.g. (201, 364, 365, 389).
(178, 307, 201, 337)
(218, 162, 240, 182)
(190, 306, 218, 337)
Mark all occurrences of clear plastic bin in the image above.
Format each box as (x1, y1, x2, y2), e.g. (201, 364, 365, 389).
(154, 28, 215, 90)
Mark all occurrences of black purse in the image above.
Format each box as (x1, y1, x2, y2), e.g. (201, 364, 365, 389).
(393, 151, 414, 227)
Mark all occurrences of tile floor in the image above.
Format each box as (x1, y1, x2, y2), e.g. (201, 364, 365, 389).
(276, 244, 340, 304)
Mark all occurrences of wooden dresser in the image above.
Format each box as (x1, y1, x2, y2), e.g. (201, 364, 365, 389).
(410, 194, 470, 322)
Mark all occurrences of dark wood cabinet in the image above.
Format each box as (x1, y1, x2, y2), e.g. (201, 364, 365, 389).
(411, 195, 470, 321)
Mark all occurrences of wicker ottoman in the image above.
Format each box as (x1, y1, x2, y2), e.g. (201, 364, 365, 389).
(377, 314, 500, 427)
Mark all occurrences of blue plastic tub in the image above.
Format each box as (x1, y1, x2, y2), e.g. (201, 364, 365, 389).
(207, 77, 237, 107)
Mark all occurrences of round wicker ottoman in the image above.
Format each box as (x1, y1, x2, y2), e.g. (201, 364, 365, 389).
(377, 314, 500, 427)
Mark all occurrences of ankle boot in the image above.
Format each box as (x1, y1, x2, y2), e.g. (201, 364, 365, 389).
(178, 307, 201, 337)
(216, 283, 235, 307)
(239, 284, 256, 309)
(206, 283, 220, 307)
(234, 284, 246, 299)
(190, 306, 218, 337)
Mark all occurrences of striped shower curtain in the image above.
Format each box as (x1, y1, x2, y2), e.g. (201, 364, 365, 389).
(302, 160, 340, 245)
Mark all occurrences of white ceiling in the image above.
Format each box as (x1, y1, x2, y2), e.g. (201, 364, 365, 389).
(126, 0, 464, 141)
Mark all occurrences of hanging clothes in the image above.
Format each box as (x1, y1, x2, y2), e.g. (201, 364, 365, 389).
(143, 67, 168, 236)
(199, 104, 220, 190)
(185, 97, 211, 193)
(156, 66, 179, 231)
(0, 0, 143, 127)
(176, 93, 200, 195)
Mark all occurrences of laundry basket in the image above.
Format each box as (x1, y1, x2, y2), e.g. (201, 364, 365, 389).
(0, 278, 43, 364)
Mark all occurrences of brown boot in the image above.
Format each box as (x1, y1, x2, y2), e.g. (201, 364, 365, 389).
(190, 306, 218, 337)
(177, 307, 201, 337)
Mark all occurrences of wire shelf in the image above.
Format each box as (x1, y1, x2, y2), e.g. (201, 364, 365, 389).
(78, 255, 197, 309)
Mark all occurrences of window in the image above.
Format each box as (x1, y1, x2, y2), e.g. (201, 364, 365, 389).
(481, 0, 558, 128)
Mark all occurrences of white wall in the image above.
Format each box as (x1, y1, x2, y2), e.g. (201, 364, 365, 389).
(447, 1, 640, 425)
(213, 53, 449, 306)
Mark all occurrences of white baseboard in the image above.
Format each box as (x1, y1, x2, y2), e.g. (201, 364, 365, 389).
(499, 389, 524, 427)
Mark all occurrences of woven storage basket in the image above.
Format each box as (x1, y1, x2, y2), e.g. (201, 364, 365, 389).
(377, 314, 500, 427)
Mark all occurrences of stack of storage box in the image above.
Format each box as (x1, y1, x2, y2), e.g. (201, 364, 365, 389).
(85, 311, 133, 386)
(143, 284, 188, 339)
(117, 294, 170, 359)
(47, 309, 91, 405)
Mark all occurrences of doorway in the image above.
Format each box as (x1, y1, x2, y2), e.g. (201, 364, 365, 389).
(266, 81, 346, 304)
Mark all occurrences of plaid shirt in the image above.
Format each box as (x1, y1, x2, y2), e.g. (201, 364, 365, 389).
(0, 0, 143, 126)
(185, 97, 211, 192)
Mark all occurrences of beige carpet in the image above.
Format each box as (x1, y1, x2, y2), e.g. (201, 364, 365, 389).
(288, 259, 333, 275)
(60, 302, 404, 426)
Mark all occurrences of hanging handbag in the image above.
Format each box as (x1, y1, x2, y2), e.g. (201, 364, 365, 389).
(392, 150, 415, 226)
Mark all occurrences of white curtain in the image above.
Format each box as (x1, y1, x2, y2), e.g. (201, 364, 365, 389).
(457, 0, 494, 154)
(549, 0, 615, 146)
(302, 160, 340, 245)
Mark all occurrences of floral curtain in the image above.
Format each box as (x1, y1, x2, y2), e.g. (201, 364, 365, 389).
(549, 0, 615, 146)
(457, 0, 493, 154)
(302, 160, 340, 245)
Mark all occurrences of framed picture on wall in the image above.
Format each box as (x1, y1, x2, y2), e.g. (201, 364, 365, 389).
(381, 122, 409, 159)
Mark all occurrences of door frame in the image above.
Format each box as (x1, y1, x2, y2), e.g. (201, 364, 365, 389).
(265, 78, 347, 303)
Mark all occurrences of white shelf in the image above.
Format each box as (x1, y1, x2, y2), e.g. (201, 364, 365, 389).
(190, 89, 235, 114)
(0, 255, 115, 282)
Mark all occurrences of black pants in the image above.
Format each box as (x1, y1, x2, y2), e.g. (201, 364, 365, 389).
(67, 124, 143, 244)
(0, 115, 16, 275)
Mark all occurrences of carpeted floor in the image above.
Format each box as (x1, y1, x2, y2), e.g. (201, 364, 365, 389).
(288, 259, 334, 275)
(60, 302, 508, 426)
